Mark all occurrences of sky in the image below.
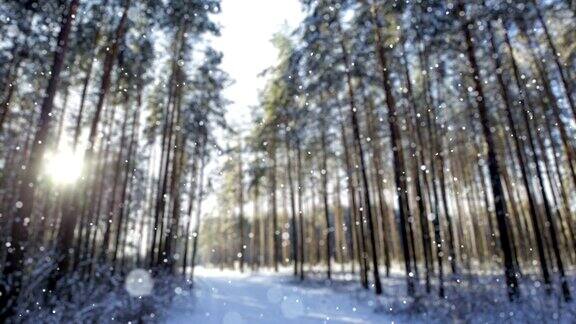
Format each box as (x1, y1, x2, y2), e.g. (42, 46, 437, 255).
(210, 0, 304, 131)
(200, 0, 304, 217)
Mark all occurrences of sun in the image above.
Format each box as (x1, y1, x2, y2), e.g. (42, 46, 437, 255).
(43, 146, 84, 184)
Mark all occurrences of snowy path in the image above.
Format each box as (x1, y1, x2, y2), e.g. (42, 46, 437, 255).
(166, 268, 386, 323)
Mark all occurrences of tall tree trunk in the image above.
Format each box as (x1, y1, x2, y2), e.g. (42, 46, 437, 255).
(429, 60, 459, 277)
(71, 0, 110, 151)
(540, 100, 576, 259)
(238, 142, 246, 273)
(416, 24, 447, 292)
(368, 2, 412, 295)
(86, 108, 116, 275)
(484, 16, 550, 292)
(55, 1, 131, 285)
(339, 108, 368, 288)
(520, 24, 576, 190)
(112, 94, 141, 266)
(503, 27, 571, 301)
(364, 95, 392, 277)
(162, 89, 185, 270)
(425, 93, 446, 296)
(296, 138, 305, 280)
(182, 147, 199, 277)
(190, 141, 207, 284)
(100, 94, 131, 263)
(0, 0, 79, 317)
(270, 144, 280, 272)
(532, 0, 576, 118)
(457, 2, 520, 300)
(150, 23, 186, 268)
(338, 22, 383, 294)
(319, 123, 332, 280)
(258, 181, 267, 268)
(400, 41, 433, 292)
(434, 119, 458, 275)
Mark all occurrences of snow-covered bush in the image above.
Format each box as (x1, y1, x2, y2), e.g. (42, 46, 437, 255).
(12, 258, 191, 323)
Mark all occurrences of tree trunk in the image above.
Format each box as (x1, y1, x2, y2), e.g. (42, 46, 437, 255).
(368, 2, 412, 295)
(0, 0, 79, 317)
(71, 0, 110, 151)
(296, 137, 305, 280)
(337, 20, 383, 293)
(339, 116, 368, 289)
(112, 94, 141, 266)
(319, 123, 332, 280)
(182, 146, 200, 277)
(532, 0, 576, 118)
(190, 142, 207, 284)
(484, 16, 550, 292)
(270, 144, 280, 272)
(364, 95, 392, 277)
(100, 94, 131, 263)
(400, 41, 433, 292)
(238, 142, 246, 273)
(458, 2, 520, 300)
(503, 26, 571, 301)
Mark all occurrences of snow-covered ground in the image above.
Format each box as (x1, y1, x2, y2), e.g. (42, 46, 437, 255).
(14, 264, 576, 323)
(165, 267, 576, 324)
(166, 268, 384, 323)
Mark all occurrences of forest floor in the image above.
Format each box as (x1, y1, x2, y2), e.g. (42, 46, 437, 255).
(166, 267, 383, 323)
(164, 267, 576, 323)
(13, 265, 576, 323)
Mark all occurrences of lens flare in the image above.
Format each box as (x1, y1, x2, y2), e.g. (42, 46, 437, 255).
(44, 146, 84, 184)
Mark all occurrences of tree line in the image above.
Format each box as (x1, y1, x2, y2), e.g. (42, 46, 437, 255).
(0, 0, 575, 320)
(0, 0, 227, 319)
(209, 0, 575, 303)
